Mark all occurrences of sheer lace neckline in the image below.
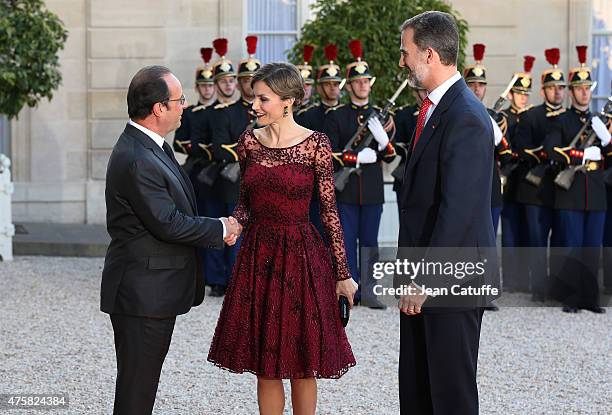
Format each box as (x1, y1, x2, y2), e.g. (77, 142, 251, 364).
(249, 128, 316, 150)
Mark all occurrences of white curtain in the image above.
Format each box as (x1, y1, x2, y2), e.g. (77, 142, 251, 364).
(248, 0, 298, 63)
(592, 0, 612, 111)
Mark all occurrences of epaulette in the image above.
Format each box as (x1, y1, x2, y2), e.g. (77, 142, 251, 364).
(546, 108, 566, 118)
(214, 100, 238, 110)
(192, 104, 208, 112)
(516, 104, 533, 115)
(373, 105, 383, 112)
(297, 102, 318, 116)
(325, 104, 344, 115)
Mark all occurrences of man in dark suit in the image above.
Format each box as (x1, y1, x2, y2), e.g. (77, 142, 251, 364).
(102, 65, 241, 415)
(396, 12, 499, 415)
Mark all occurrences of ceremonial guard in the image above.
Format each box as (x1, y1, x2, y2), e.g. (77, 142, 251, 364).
(513, 48, 567, 301)
(296, 44, 343, 236)
(206, 37, 259, 296)
(294, 44, 316, 126)
(187, 42, 240, 205)
(463, 44, 506, 235)
(499, 56, 536, 294)
(298, 44, 342, 132)
(172, 47, 216, 159)
(391, 87, 427, 212)
(605, 133, 612, 295)
(546, 46, 611, 313)
(324, 39, 396, 307)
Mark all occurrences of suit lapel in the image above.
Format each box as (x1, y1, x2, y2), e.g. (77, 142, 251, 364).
(151, 148, 197, 213)
(125, 124, 197, 213)
(404, 79, 467, 174)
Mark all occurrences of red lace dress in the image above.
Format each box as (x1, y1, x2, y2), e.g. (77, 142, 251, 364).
(207, 129, 356, 379)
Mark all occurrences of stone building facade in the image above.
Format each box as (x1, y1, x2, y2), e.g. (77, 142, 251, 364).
(3, 1, 598, 245)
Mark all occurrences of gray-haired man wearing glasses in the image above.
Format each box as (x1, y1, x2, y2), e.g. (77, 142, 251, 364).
(101, 65, 241, 414)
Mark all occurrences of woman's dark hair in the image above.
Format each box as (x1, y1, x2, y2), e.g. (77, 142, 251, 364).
(251, 62, 305, 107)
(127, 65, 172, 120)
(400, 11, 459, 66)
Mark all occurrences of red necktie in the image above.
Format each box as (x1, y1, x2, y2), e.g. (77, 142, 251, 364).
(412, 97, 433, 150)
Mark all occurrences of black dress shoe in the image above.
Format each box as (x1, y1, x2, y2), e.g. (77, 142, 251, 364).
(210, 285, 226, 297)
(562, 306, 580, 313)
(581, 306, 606, 314)
(483, 305, 499, 311)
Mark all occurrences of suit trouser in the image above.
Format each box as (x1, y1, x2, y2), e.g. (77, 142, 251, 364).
(337, 203, 383, 299)
(523, 204, 552, 296)
(491, 206, 502, 236)
(110, 314, 176, 415)
(603, 208, 612, 290)
(203, 199, 241, 287)
(501, 201, 530, 291)
(551, 209, 605, 308)
(399, 308, 484, 415)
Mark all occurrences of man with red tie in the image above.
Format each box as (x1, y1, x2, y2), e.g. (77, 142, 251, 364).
(396, 11, 499, 415)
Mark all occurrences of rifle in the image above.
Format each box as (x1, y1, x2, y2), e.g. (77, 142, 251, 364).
(490, 75, 521, 192)
(553, 96, 612, 190)
(492, 74, 519, 114)
(525, 83, 601, 188)
(334, 79, 408, 192)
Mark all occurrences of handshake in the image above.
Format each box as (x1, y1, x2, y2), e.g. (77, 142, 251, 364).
(220, 216, 243, 246)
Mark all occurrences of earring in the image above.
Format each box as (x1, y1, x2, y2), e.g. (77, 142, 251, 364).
(283, 106, 289, 117)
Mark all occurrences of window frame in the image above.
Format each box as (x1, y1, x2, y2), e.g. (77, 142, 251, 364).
(244, 0, 313, 62)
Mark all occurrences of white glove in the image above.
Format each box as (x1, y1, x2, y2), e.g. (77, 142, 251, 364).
(356, 147, 377, 167)
(490, 116, 503, 146)
(582, 146, 602, 164)
(591, 116, 611, 146)
(367, 117, 390, 150)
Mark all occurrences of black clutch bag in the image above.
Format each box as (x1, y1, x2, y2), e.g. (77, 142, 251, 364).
(339, 296, 350, 327)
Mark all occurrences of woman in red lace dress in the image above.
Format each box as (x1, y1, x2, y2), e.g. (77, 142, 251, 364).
(207, 63, 357, 414)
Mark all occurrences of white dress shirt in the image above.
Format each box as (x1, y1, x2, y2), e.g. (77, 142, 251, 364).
(127, 119, 227, 238)
(128, 119, 165, 149)
(423, 73, 500, 145)
(423, 71, 462, 125)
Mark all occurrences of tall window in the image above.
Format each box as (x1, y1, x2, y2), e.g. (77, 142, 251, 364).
(247, 0, 299, 63)
(592, 0, 611, 111)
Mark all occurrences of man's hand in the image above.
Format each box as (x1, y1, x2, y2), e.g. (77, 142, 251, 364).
(583, 146, 602, 164)
(398, 283, 428, 315)
(591, 116, 611, 146)
(367, 117, 390, 150)
(356, 147, 377, 167)
(221, 216, 243, 246)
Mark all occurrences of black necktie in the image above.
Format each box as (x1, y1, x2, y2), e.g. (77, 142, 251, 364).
(162, 142, 179, 166)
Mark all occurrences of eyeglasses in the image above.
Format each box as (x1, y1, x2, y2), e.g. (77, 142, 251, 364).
(162, 94, 186, 106)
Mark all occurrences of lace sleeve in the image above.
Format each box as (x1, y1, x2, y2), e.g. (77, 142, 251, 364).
(314, 133, 352, 281)
(231, 131, 250, 226)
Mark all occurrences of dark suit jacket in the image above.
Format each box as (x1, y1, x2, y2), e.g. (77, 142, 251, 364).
(101, 123, 224, 318)
(397, 79, 499, 310)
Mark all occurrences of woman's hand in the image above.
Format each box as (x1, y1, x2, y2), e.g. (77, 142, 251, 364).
(336, 278, 358, 308)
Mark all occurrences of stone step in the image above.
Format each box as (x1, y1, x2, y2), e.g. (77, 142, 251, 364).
(12, 222, 109, 257)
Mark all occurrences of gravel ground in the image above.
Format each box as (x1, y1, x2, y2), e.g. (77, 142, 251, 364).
(0, 256, 610, 414)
